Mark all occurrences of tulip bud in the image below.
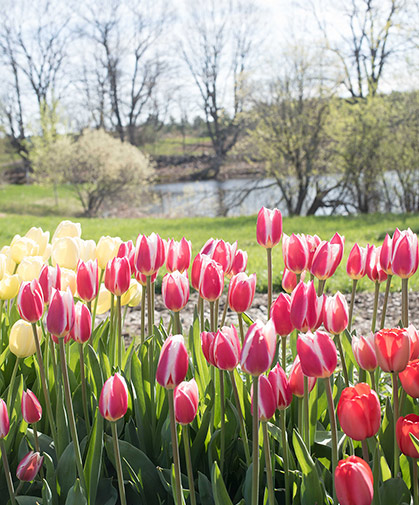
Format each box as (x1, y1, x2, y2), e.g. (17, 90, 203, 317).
(230, 249, 248, 277)
(0, 399, 9, 438)
(352, 333, 377, 372)
(306, 234, 321, 270)
(228, 272, 256, 313)
(166, 238, 192, 274)
(346, 243, 368, 280)
(16, 451, 44, 482)
(310, 239, 342, 280)
(17, 256, 45, 282)
(253, 375, 277, 421)
(174, 379, 199, 425)
(51, 237, 80, 270)
(0, 274, 20, 300)
(374, 328, 410, 373)
(290, 281, 323, 332)
(21, 389, 42, 424)
(269, 363, 292, 410)
(96, 236, 123, 270)
(380, 233, 393, 275)
(17, 279, 44, 323)
(199, 257, 224, 302)
(212, 325, 241, 371)
(240, 320, 276, 376)
(162, 271, 190, 312)
(156, 334, 189, 389)
(0, 254, 6, 280)
(70, 302, 92, 344)
(10, 236, 39, 264)
(282, 233, 309, 274)
(322, 292, 349, 335)
(337, 383, 381, 441)
(99, 373, 129, 421)
(270, 293, 294, 336)
(399, 359, 419, 398)
(9, 320, 41, 358)
(134, 233, 165, 276)
(201, 331, 216, 367)
(77, 239, 97, 262)
(201, 238, 237, 276)
(408, 324, 419, 360)
(117, 240, 135, 272)
(46, 288, 75, 341)
(335, 456, 374, 505)
(366, 245, 387, 283)
(391, 228, 419, 279)
(191, 253, 204, 291)
(297, 330, 337, 378)
(60, 267, 77, 295)
(256, 207, 282, 248)
(288, 356, 316, 397)
(25, 227, 50, 256)
(76, 260, 98, 302)
(396, 414, 419, 459)
(96, 285, 112, 315)
(281, 268, 302, 294)
(52, 220, 81, 242)
(39, 264, 61, 303)
(121, 279, 142, 307)
(104, 256, 131, 296)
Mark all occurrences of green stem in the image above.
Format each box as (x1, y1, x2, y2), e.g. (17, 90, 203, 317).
(252, 375, 260, 505)
(371, 282, 380, 333)
(369, 370, 377, 393)
(402, 278, 409, 327)
(110, 294, 115, 366)
(400, 389, 406, 414)
(79, 343, 90, 435)
(146, 275, 153, 336)
(267, 248, 272, 317)
(0, 439, 16, 505)
(219, 369, 225, 473)
(117, 296, 122, 370)
(210, 301, 215, 332)
(361, 439, 369, 463)
(335, 333, 349, 387)
(152, 280, 155, 328)
(393, 372, 400, 478)
(262, 421, 275, 505)
(7, 356, 20, 412)
(380, 275, 392, 329)
(303, 376, 310, 451)
(111, 422, 127, 505)
(33, 422, 40, 453)
(92, 269, 104, 328)
(280, 409, 290, 505)
(325, 375, 338, 505)
(183, 425, 197, 505)
(58, 338, 87, 494)
(220, 297, 228, 327)
(413, 458, 418, 505)
(140, 285, 146, 345)
(281, 336, 287, 371)
(174, 311, 181, 335)
(317, 279, 326, 296)
(168, 389, 183, 505)
(199, 296, 205, 333)
(238, 312, 245, 344)
(229, 371, 251, 465)
(348, 279, 357, 332)
(298, 397, 303, 437)
(214, 298, 219, 330)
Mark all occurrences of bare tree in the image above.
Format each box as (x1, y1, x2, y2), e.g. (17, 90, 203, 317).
(180, 0, 260, 178)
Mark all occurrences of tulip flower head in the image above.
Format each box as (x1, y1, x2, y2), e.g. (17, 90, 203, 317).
(346, 243, 368, 280)
(201, 331, 217, 366)
(51, 236, 80, 270)
(253, 375, 277, 421)
(391, 228, 419, 279)
(166, 238, 192, 274)
(228, 272, 256, 314)
(230, 249, 248, 277)
(96, 235, 123, 270)
(396, 414, 419, 458)
(212, 325, 241, 371)
(256, 207, 282, 249)
(99, 373, 129, 422)
(240, 319, 276, 376)
(290, 281, 324, 332)
(9, 320, 41, 358)
(117, 240, 135, 271)
(335, 456, 374, 505)
(268, 362, 292, 410)
(374, 327, 410, 373)
(104, 256, 131, 296)
(70, 302, 92, 344)
(201, 238, 237, 276)
(134, 232, 165, 276)
(0, 273, 20, 301)
(399, 359, 419, 398)
(288, 356, 316, 397)
(17, 279, 44, 323)
(306, 234, 321, 270)
(0, 399, 9, 438)
(379, 233, 393, 275)
(198, 257, 224, 302)
(366, 245, 387, 283)
(191, 253, 204, 291)
(162, 270, 190, 312)
(21, 389, 42, 424)
(407, 324, 419, 360)
(76, 259, 98, 302)
(297, 330, 337, 378)
(16, 451, 43, 482)
(156, 334, 189, 389)
(310, 234, 344, 280)
(25, 227, 49, 257)
(52, 220, 81, 242)
(322, 292, 349, 335)
(17, 256, 45, 283)
(46, 288, 75, 343)
(352, 333, 378, 372)
(282, 233, 309, 274)
(39, 264, 61, 303)
(10, 236, 39, 264)
(174, 379, 199, 425)
(270, 292, 294, 336)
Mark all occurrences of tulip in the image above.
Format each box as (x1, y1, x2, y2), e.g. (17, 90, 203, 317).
(323, 292, 349, 335)
(212, 325, 241, 371)
(392, 228, 419, 279)
(16, 451, 43, 482)
(0, 246, 16, 275)
(282, 233, 309, 274)
(201, 331, 216, 366)
(25, 227, 49, 256)
(230, 249, 248, 277)
(17, 279, 44, 323)
(51, 236, 80, 270)
(396, 414, 419, 459)
(297, 330, 337, 378)
(288, 356, 316, 397)
(117, 240, 135, 272)
(156, 334, 189, 389)
(337, 383, 381, 441)
(174, 379, 199, 425)
(256, 207, 282, 248)
(104, 257, 131, 296)
(408, 325, 419, 360)
(9, 320, 41, 358)
(352, 334, 378, 372)
(346, 243, 368, 279)
(191, 253, 204, 291)
(366, 245, 387, 283)
(281, 268, 306, 294)
(134, 270, 157, 286)
(96, 236, 123, 270)
(270, 293, 294, 337)
(269, 363, 292, 410)
(0, 399, 9, 439)
(0, 399, 14, 504)
(17, 256, 45, 282)
(162, 271, 190, 312)
(379, 233, 393, 275)
(240, 319, 276, 376)
(199, 257, 224, 302)
(0, 274, 20, 300)
(77, 239, 97, 262)
(254, 374, 277, 421)
(39, 264, 61, 303)
(52, 220, 81, 242)
(166, 238, 192, 273)
(46, 288, 75, 342)
(0, 254, 6, 280)
(76, 259, 98, 302)
(310, 239, 342, 281)
(201, 238, 237, 276)
(96, 285, 112, 314)
(374, 327, 410, 373)
(228, 272, 256, 313)
(399, 359, 419, 398)
(134, 232, 165, 276)
(335, 456, 374, 505)
(305, 234, 321, 270)
(21, 389, 42, 424)
(121, 279, 142, 307)
(10, 235, 39, 264)
(99, 373, 129, 422)
(70, 302, 92, 344)
(60, 267, 77, 295)
(290, 281, 323, 333)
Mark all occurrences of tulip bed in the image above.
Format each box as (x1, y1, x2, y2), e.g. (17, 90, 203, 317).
(0, 210, 418, 505)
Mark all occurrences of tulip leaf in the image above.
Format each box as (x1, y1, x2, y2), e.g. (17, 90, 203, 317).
(211, 461, 234, 505)
(410, 433, 419, 453)
(170, 463, 187, 505)
(86, 344, 104, 399)
(95, 478, 118, 505)
(56, 441, 77, 499)
(198, 471, 215, 505)
(83, 408, 103, 505)
(42, 479, 53, 505)
(190, 314, 210, 396)
(15, 498, 44, 504)
(65, 479, 87, 505)
(43, 452, 59, 505)
(341, 328, 357, 367)
(241, 312, 254, 327)
(378, 478, 410, 505)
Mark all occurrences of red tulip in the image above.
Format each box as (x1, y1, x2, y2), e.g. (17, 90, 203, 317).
(253, 375, 277, 421)
(240, 319, 276, 376)
(282, 268, 297, 294)
(156, 334, 189, 389)
(391, 228, 419, 279)
(21, 389, 42, 424)
(399, 359, 419, 398)
(174, 379, 199, 425)
(162, 271, 189, 312)
(288, 356, 316, 397)
(99, 373, 129, 421)
(397, 414, 419, 458)
(352, 334, 378, 372)
(134, 232, 165, 276)
(346, 243, 368, 280)
(76, 259, 99, 302)
(212, 325, 241, 371)
(337, 383, 381, 441)
(16, 451, 43, 482)
(282, 233, 309, 274)
(374, 328, 410, 373)
(380, 233, 393, 275)
(70, 301, 92, 344)
(230, 249, 248, 277)
(166, 238, 192, 274)
(117, 240, 135, 272)
(322, 292, 349, 335)
(191, 253, 204, 291)
(201, 331, 216, 366)
(335, 456, 374, 505)
(269, 363, 292, 410)
(290, 281, 324, 332)
(256, 207, 282, 248)
(104, 256, 131, 296)
(201, 238, 237, 276)
(366, 245, 387, 283)
(39, 264, 61, 303)
(0, 399, 9, 438)
(17, 279, 44, 323)
(306, 234, 321, 270)
(46, 288, 75, 342)
(297, 330, 337, 378)
(198, 257, 224, 302)
(310, 235, 344, 280)
(228, 272, 256, 313)
(270, 293, 294, 336)
(408, 324, 419, 360)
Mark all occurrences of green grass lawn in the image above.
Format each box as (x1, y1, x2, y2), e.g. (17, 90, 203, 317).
(1, 184, 418, 293)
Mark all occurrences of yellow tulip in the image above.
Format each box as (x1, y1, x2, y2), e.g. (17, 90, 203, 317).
(77, 238, 97, 262)
(96, 236, 122, 270)
(25, 227, 50, 256)
(52, 220, 82, 242)
(17, 256, 45, 282)
(9, 320, 42, 358)
(0, 246, 16, 274)
(0, 274, 20, 300)
(42, 243, 52, 262)
(0, 254, 6, 280)
(121, 279, 142, 307)
(51, 237, 80, 270)
(60, 268, 77, 295)
(96, 285, 112, 314)
(10, 236, 39, 264)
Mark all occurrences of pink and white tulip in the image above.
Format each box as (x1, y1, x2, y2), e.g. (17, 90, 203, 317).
(76, 259, 99, 302)
(46, 288, 75, 342)
(282, 233, 309, 274)
(174, 379, 199, 425)
(104, 256, 131, 296)
(162, 271, 190, 312)
(166, 238, 192, 274)
(17, 279, 44, 323)
(99, 373, 129, 422)
(156, 334, 189, 389)
(38, 264, 61, 303)
(134, 232, 165, 276)
(290, 281, 324, 332)
(322, 292, 349, 335)
(70, 302, 92, 344)
(21, 389, 42, 424)
(240, 320, 276, 376)
(228, 272, 256, 313)
(256, 207, 282, 249)
(297, 330, 337, 378)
